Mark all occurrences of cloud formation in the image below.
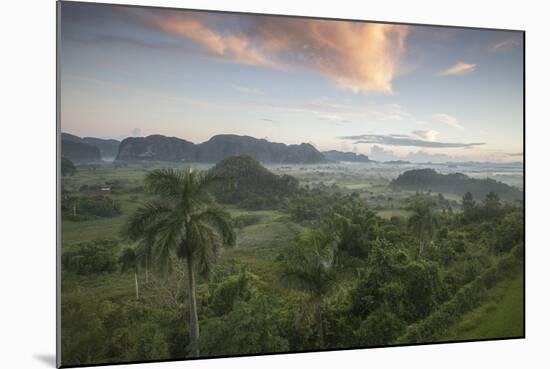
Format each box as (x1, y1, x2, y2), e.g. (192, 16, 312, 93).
(369, 145, 458, 163)
(493, 37, 522, 51)
(433, 113, 463, 129)
(251, 97, 416, 124)
(439, 62, 476, 76)
(340, 133, 484, 148)
(139, 11, 409, 93)
(231, 84, 263, 95)
(412, 129, 438, 141)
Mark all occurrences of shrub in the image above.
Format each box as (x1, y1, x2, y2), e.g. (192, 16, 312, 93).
(63, 195, 121, 221)
(62, 239, 119, 275)
(395, 246, 523, 344)
(233, 214, 262, 229)
(355, 309, 406, 346)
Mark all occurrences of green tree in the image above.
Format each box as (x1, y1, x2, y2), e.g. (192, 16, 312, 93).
(281, 229, 339, 349)
(61, 157, 77, 177)
(124, 168, 235, 357)
(408, 199, 439, 255)
(483, 191, 502, 219)
(461, 191, 476, 221)
(62, 239, 118, 275)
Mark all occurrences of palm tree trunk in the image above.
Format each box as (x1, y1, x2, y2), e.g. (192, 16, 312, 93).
(317, 301, 324, 349)
(134, 270, 139, 300)
(186, 253, 200, 357)
(145, 256, 149, 284)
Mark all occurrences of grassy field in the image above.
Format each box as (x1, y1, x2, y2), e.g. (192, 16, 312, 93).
(61, 168, 305, 304)
(443, 271, 524, 341)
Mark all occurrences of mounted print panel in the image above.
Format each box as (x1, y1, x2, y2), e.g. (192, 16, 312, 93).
(57, 1, 525, 367)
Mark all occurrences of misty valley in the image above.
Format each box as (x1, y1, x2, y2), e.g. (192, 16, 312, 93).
(60, 133, 524, 366)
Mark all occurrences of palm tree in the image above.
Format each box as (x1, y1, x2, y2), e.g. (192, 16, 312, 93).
(123, 168, 235, 357)
(282, 229, 339, 349)
(135, 235, 154, 284)
(119, 247, 140, 300)
(408, 199, 439, 255)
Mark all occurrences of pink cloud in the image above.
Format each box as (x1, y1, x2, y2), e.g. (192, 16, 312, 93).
(141, 12, 409, 94)
(439, 62, 476, 76)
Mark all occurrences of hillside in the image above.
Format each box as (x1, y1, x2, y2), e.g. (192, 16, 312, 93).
(323, 150, 370, 163)
(443, 273, 523, 341)
(390, 168, 522, 201)
(116, 134, 327, 164)
(62, 133, 120, 160)
(209, 155, 299, 209)
(61, 139, 101, 163)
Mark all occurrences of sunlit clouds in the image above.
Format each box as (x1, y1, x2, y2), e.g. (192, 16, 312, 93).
(142, 11, 409, 94)
(433, 113, 463, 129)
(493, 37, 522, 51)
(439, 62, 476, 76)
(412, 130, 438, 141)
(60, 2, 524, 163)
(339, 133, 484, 148)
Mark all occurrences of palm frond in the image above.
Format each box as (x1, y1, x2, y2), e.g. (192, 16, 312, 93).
(118, 247, 137, 272)
(121, 200, 173, 241)
(192, 207, 236, 247)
(144, 168, 188, 198)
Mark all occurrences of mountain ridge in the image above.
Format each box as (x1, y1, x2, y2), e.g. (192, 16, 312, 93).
(62, 133, 120, 159)
(116, 134, 327, 164)
(322, 150, 371, 163)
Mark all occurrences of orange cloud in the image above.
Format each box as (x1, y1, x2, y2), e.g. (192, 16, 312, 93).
(439, 62, 476, 76)
(145, 12, 409, 94)
(153, 15, 275, 67)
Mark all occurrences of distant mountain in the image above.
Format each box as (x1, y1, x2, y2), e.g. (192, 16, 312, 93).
(323, 150, 371, 163)
(116, 134, 327, 164)
(390, 168, 522, 201)
(209, 155, 299, 210)
(62, 140, 101, 163)
(62, 133, 120, 159)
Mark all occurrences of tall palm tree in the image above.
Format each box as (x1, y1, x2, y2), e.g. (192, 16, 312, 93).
(282, 229, 339, 349)
(119, 247, 140, 300)
(408, 199, 439, 255)
(135, 234, 154, 284)
(123, 168, 235, 357)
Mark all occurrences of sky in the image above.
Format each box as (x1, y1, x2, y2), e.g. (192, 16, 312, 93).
(60, 2, 524, 163)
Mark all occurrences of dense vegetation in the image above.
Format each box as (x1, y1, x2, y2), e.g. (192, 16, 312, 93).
(62, 195, 121, 221)
(209, 155, 299, 210)
(60, 158, 524, 366)
(61, 157, 76, 177)
(390, 168, 522, 201)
